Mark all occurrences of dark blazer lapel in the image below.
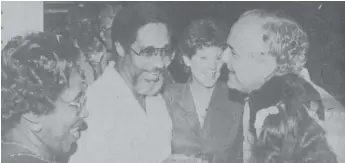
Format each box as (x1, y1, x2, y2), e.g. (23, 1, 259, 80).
(202, 82, 227, 137)
(204, 82, 227, 126)
(202, 82, 243, 152)
(175, 83, 202, 134)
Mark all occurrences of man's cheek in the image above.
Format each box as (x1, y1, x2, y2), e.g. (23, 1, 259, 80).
(233, 60, 256, 83)
(133, 58, 150, 70)
(147, 76, 164, 96)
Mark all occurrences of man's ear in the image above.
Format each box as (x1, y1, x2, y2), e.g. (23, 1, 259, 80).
(182, 55, 191, 67)
(22, 112, 44, 133)
(114, 42, 125, 57)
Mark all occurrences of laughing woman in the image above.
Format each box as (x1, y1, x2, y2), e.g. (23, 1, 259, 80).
(1, 32, 90, 163)
(163, 19, 244, 163)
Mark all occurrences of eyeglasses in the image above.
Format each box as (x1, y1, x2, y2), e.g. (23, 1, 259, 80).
(70, 96, 86, 112)
(59, 91, 87, 114)
(129, 46, 174, 59)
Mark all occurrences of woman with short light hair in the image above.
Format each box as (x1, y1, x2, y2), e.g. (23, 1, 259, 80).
(1, 32, 90, 163)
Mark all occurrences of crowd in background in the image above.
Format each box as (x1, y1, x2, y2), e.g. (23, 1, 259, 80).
(45, 2, 345, 105)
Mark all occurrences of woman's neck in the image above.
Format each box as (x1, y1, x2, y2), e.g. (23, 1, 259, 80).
(189, 78, 215, 105)
(4, 124, 54, 161)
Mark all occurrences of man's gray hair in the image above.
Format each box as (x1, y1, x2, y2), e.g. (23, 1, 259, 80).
(239, 9, 309, 76)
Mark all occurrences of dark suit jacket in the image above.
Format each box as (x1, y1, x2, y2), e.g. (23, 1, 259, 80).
(163, 82, 244, 163)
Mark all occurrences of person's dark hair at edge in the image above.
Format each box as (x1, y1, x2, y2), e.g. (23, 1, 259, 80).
(1, 32, 84, 134)
(243, 9, 337, 163)
(111, 2, 172, 55)
(251, 106, 338, 163)
(250, 76, 338, 163)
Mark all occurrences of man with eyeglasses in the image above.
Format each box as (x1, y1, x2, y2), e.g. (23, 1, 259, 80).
(69, 2, 176, 163)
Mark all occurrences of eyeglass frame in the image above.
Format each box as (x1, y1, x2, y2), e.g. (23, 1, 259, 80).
(58, 90, 87, 115)
(129, 45, 174, 59)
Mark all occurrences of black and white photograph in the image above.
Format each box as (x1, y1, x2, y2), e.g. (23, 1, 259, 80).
(1, 1, 345, 163)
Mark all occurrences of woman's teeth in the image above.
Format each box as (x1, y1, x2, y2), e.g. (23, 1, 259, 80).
(203, 71, 218, 77)
(145, 72, 160, 80)
(149, 72, 159, 76)
(70, 127, 81, 139)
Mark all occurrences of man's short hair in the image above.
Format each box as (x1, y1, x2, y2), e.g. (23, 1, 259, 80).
(111, 2, 172, 51)
(238, 9, 309, 75)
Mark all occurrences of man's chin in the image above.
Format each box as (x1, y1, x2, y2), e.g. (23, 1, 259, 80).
(227, 80, 252, 94)
(60, 142, 74, 154)
(147, 81, 164, 96)
(203, 82, 217, 89)
(55, 142, 78, 162)
(137, 79, 163, 96)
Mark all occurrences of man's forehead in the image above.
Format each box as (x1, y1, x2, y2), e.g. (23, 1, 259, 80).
(136, 23, 170, 48)
(228, 20, 268, 53)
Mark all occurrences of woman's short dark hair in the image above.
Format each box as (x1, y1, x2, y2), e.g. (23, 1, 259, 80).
(251, 100, 338, 163)
(1, 32, 85, 127)
(111, 2, 172, 51)
(178, 18, 229, 59)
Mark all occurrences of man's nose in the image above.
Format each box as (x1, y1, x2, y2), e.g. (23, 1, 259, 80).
(79, 107, 89, 119)
(152, 55, 164, 68)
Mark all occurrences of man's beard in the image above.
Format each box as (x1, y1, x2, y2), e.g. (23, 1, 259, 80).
(133, 72, 164, 96)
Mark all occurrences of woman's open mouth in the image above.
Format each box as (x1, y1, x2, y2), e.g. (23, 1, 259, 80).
(143, 71, 161, 81)
(69, 121, 87, 140)
(202, 70, 219, 78)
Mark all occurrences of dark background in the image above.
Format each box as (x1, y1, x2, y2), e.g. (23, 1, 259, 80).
(44, 1, 345, 105)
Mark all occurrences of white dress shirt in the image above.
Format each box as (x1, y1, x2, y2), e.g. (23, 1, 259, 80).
(69, 61, 172, 163)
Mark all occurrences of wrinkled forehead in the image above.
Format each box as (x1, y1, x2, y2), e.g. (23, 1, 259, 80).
(136, 23, 170, 48)
(227, 18, 269, 54)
